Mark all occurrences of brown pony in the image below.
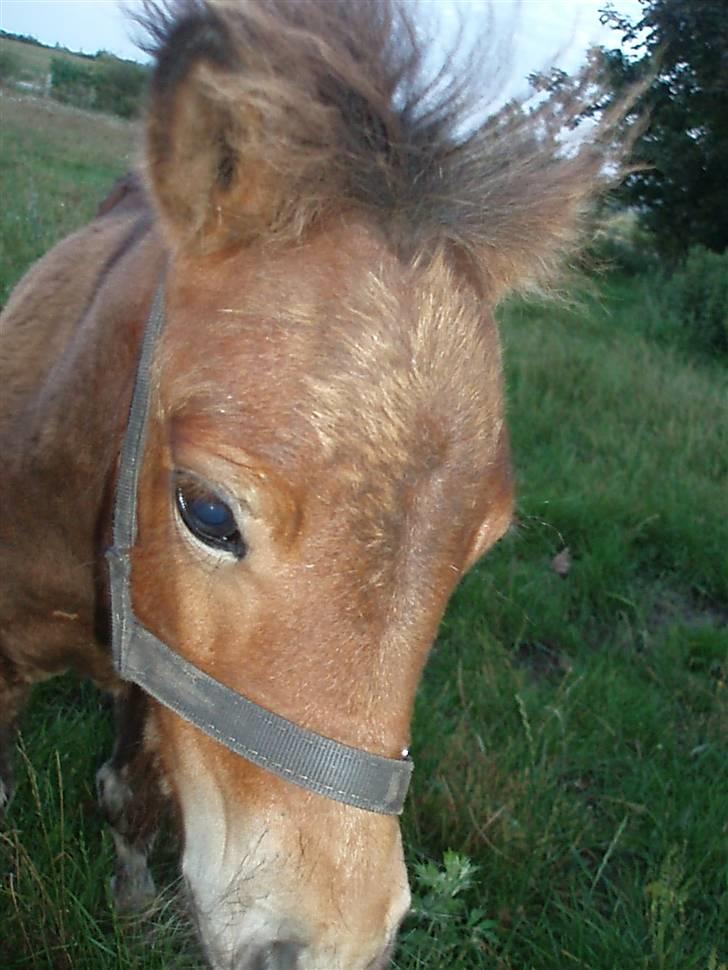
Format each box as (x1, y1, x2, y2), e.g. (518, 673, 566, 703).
(0, 2, 621, 967)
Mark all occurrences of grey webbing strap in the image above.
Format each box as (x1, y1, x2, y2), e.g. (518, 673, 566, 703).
(107, 283, 166, 672)
(122, 624, 412, 813)
(106, 283, 413, 815)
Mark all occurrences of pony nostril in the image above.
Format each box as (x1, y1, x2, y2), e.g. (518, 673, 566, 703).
(249, 940, 302, 970)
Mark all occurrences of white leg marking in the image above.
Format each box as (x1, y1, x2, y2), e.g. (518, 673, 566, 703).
(110, 829, 157, 913)
(96, 761, 157, 913)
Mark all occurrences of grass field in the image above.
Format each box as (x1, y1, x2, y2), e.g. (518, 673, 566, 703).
(0, 34, 95, 86)
(0, 92, 139, 304)
(1, 91, 726, 970)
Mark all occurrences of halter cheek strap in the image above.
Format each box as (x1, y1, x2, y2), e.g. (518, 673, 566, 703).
(105, 284, 413, 815)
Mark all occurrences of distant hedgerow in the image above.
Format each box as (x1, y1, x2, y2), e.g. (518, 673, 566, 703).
(50, 57, 96, 109)
(92, 55, 149, 119)
(50, 55, 149, 119)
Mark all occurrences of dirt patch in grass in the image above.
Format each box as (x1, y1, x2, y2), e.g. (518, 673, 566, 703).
(514, 641, 573, 679)
(650, 589, 728, 632)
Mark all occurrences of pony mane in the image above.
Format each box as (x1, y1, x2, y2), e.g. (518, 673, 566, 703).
(135, 0, 629, 296)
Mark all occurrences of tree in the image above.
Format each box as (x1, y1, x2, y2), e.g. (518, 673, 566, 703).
(600, 0, 728, 260)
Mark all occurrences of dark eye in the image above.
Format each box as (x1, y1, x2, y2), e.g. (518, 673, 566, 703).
(175, 476, 246, 559)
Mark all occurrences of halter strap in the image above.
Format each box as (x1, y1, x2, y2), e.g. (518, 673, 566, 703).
(106, 283, 413, 815)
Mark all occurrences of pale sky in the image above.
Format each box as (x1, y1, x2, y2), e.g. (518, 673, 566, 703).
(0, 0, 643, 92)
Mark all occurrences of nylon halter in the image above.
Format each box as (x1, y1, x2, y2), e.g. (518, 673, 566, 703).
(106, 284, 413, 815)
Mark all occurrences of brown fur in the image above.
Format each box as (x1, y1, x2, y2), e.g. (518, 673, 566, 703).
(0, 2, 633, 966)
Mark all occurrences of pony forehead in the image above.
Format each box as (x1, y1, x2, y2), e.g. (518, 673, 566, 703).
(157, 266, 502, 501)
(159, 246, 498, 421)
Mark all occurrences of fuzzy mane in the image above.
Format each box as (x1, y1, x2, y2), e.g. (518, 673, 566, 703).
(136, 0, 626, 296)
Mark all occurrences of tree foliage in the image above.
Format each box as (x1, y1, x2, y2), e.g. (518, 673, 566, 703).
(599, 0, 728, 260)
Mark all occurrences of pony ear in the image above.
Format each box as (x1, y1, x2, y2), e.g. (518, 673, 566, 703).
(142, 7, 278, 248)
(475, 145, 606, 301)
(459, 81, 645, 301)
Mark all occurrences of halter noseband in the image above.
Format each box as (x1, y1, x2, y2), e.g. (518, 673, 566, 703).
(106, 284, 413, 815)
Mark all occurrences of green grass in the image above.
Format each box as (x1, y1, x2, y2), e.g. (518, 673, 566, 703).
(1, 94, 726, 970)
(401, 291, 727, 969)
(0, 92, 138, 304)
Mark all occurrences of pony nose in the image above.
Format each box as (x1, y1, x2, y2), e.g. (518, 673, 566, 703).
(248, 941, 302, 970)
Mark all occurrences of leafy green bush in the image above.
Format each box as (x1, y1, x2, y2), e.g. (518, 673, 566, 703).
(587, 212, 660, 276)
(663, 246, 728, 357)
(93, 55, 148, 119)
(50, 54, 149, 118)
(50, 56, 96, 109)
(0, 49, 21, 85)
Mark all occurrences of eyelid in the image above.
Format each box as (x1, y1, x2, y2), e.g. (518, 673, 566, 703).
(170, 436, 301, 546)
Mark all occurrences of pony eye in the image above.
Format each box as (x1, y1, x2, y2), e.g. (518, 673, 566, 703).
(175, 477, 246, 559)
